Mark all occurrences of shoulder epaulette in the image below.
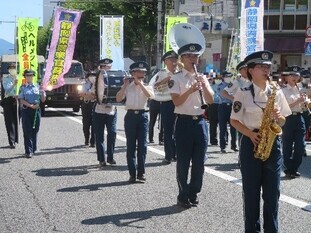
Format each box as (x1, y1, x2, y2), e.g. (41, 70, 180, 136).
(241, 86, 251, 91)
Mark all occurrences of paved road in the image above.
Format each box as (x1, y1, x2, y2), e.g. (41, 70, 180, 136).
(0, 107, 310, 233)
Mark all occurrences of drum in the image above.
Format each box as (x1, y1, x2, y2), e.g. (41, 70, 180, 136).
(95, 70, 126, 105)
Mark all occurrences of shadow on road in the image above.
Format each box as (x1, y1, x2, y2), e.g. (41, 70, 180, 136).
(205, 162, 239, 172)
(0, 155, 25, 164)
(57, 180, 132, 192)
(34, 145, 85, 156)
(42, 110, 81, 117)
(81, 205, 187, 228)
(32, 165, 97, 177)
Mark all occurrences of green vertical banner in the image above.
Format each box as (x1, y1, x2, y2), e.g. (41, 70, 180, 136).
(17, 18, 39, 93)
(164, 16, 188, 52)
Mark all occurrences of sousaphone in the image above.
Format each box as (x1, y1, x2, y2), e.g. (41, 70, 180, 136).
(168, 23, 206, 55)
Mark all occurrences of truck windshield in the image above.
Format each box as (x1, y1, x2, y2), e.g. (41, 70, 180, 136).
(64, 63, 84, 78)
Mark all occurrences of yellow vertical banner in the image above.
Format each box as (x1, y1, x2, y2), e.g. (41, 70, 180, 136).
(17, 18, 39, 93)
(164, 16, 188, 52)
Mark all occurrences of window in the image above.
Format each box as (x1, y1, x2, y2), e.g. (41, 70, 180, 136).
(283, 15, 295, 30)
(269, 1, 281, 10)
(64, 63, 84, 78)
(268, 16, 280, 30)
(296, 15, 307, 29)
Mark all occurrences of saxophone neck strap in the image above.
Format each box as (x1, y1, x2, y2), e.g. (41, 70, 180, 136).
(249, 83, 272, 112)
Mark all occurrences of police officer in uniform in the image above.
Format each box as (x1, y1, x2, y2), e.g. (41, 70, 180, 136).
(92, 58, 117, 166)
(116, 62, 154, 183)
(80, 71, 96, 147)
(169, 43, 214, 208)
(153, 50, 178, 164)
(18, 70, 46, 158)
(207, 74, 222, 145)
(221, 60, 250, 100)
(1, 63, 19, 148)
(218, 71, 238, 153)
(299, 69, 311, 156)
(230, 51, 291, 232)
(281, 66, 306, 178)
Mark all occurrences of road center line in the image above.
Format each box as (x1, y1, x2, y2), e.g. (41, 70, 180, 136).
(52, 108, 311, 212)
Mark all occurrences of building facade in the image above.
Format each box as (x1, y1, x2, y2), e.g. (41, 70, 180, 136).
(177, 0, 310, 73)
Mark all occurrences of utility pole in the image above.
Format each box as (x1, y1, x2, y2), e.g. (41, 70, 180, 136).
(156, 0, 162, 68)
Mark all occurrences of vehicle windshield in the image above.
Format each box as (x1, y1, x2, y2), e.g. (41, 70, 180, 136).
(64, 63, 84, 78)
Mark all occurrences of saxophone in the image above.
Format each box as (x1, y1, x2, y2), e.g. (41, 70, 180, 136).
(254, 83, 282, 161)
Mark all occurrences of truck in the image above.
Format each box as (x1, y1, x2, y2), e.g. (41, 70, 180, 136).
(42, 60, 85, 115)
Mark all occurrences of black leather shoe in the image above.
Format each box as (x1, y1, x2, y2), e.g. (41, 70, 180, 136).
(137, 174, 146, 182)
(25, 153, 33, 158)
(177, 199, 192, 209)
(129, 176, 136, 183)
(107, 158, 116, 165)
(149, 140, 154, 143)
(162, 159, 171, 165)
(189, 198, 199, 206)
(99, 161, 107, 167)
(221, 149, 226, 153)
(10, 144, 16, 149)
(294, 172, 301, 177)
(89, 144, 95, 148)
(159, 141, 164, 145)
(172, 157, 177, 162)
(231, 147, 239, 152)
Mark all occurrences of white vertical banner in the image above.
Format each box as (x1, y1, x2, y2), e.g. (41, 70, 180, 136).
(100, 16, 124, 70)
(240, 0, 264, 60)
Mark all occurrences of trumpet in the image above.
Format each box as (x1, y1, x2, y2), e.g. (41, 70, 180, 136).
(192, 63, 208, 109)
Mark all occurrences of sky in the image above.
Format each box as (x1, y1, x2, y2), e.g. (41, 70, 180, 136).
(0, 0, 50, 45)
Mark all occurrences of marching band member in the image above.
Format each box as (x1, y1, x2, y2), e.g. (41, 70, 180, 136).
(169, 43, 214, 208)
(217, 71, 238, 153)
(153, 50, 178, 164)
(230, 51, 291, 232)
(116, 62, 154, 183)
(299, 69, 311, 156)
(221, 60, 250, 101)
(93, 59, 117, 166)
(207, 73, 221, 146)
(281, 66, 306, 178)
(80, 71, 96, 147)
(18, 69, 46, 158)
(1, 63, 19, 149)
(148, 95, 163, 144)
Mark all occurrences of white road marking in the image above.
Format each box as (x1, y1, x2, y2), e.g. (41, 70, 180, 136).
(51, 108, 311, 212)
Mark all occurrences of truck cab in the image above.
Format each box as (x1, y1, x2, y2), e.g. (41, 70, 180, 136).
(43, 60, 85, 114)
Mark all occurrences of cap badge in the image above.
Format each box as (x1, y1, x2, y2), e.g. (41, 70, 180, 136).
(262, 53, 269, 60)
(189, 45, 196, 51)
(293, 67, 298, 72)
(139, 63, 144, 68)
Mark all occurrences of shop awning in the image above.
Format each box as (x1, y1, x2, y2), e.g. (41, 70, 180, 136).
(264, 37, 305, 53)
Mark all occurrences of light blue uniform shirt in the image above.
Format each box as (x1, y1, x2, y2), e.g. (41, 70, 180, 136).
(217, 82, 232, 104)
(2, 75, 17, 97)
(211, 83, 220, 104)
(18, 84, 41, 104)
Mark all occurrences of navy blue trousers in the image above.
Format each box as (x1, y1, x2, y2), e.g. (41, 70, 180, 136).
(240, 135, 282, 233)
(93, 111, 117, 162)
(218, 103, 237, 150)
(81, 101, 95, 145)
(160, 100, 176, 161)
(175, 116, 208, 202)
(282, 114, 305, 174)
(124, 111, 148, 177)
(22, 108, 40, 155)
